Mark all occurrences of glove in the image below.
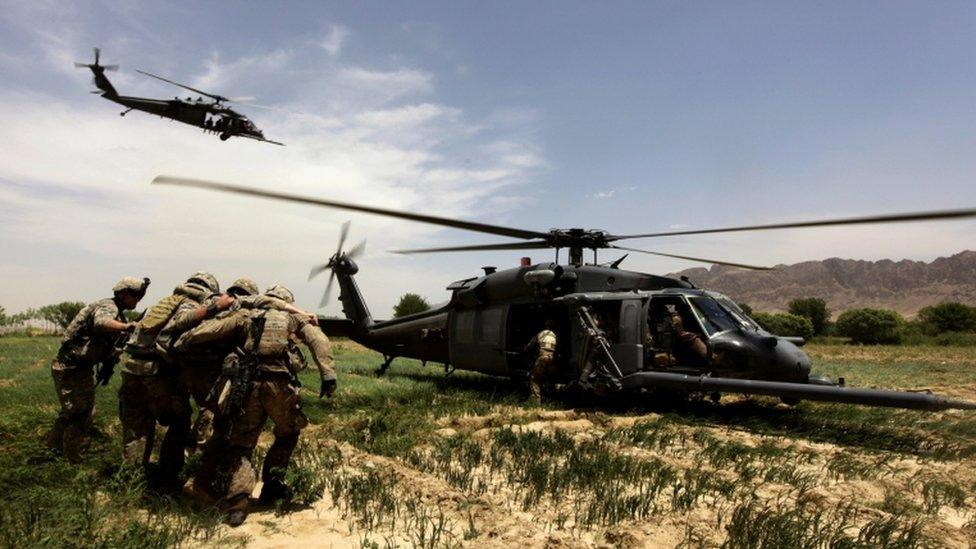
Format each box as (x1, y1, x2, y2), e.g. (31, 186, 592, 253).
(319, 378, 337, 399)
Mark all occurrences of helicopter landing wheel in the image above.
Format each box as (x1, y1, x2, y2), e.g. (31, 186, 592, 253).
(376, 355, 394, 376)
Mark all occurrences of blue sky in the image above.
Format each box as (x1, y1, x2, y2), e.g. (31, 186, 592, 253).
(1, 2, 974, 314)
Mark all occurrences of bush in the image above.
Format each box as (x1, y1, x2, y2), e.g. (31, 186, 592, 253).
(835, 308, 905, 345)
(393, 293, 430, 318)
(737, 302, 754, 316)
(753, 312, 814, 340)
(916, 302, 976, 335)
(787, 298, 830, 336)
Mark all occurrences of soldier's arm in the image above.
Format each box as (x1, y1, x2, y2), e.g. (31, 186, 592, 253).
(91, 302, 131, 333)
(523, 333, 539, 353)
(173, 312, 244, 351)
(296, 318, 336, 381)
(170, 294, 234, 331)
(239, 296, 318, 324)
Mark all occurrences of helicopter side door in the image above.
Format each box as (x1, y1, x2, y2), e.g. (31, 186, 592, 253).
(448, 305, 510, 375)
(611, 299, 645, 375)
(646, 295, 710, 371)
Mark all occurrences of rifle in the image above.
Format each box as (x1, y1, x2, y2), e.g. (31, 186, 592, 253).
(576, 307, 623, 379)
(96, 309, 143, 386)
(213, 315, 266, 430)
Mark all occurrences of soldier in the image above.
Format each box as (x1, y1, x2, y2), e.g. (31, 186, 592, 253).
(48, 276, 149, 462)
(119, 272, 229, 491)
(668, 305, 709, 367)
(177, 277, 315, 451)
(523, 319, 557, 403)
(174, 284, 335, 526)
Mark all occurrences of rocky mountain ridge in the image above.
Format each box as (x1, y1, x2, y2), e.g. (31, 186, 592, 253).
(669, 250, 976, 317)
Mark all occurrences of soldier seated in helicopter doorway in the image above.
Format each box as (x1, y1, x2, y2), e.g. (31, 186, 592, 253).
(523, 319, 558, 403)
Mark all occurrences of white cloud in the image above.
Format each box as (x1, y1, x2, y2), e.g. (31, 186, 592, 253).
(320, 24, 350, 57)
(0, 34, 543, 317)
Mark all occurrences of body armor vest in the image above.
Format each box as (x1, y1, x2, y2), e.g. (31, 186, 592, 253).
(59, 298, 122, 366)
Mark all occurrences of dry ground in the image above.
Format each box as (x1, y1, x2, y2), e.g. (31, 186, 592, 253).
(1, 337, 974, 548)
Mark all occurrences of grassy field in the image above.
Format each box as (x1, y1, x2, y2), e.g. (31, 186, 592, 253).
(0, 337, 973, 548)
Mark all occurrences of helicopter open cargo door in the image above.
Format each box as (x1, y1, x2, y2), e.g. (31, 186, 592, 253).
(448, 305, 510, 375)
(612, 299, 645, 375)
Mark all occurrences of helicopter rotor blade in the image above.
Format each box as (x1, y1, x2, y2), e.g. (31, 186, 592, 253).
(392, 240, 552, 254)
(610, 208, 976, 241)
(153, 176, 549, 240)
(308, 263, 331, 281)
(74, 62, 88, 68)
(609, 245, 772, 270)
(337, 220, 350, 255)
(320, 271, 337, 307)
(347, 240, 367, 259)
(102, 64, 119, 71)
(136, 70, 229, 102)
(94, 47, 100, 64)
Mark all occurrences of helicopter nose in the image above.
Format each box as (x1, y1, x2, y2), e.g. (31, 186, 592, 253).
(775, 338, 812, 380)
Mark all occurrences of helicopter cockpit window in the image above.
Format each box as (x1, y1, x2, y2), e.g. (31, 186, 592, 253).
(715, 297, 761, 331)
(689, 297, 737, 336)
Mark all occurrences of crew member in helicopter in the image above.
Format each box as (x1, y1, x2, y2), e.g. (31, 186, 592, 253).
(523, 319, 558, 403)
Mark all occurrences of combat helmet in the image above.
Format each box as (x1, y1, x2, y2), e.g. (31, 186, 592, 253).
(228, 277, 259, 297)
(113, 276, 150, 296)
(186, 271, 220, 293)
(264, 284, 295, 303)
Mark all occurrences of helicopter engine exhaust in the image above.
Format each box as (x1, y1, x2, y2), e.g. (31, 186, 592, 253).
(622, 371, 976, 411)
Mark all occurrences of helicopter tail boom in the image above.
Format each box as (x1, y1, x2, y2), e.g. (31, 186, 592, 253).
(622, 371, 976, 411)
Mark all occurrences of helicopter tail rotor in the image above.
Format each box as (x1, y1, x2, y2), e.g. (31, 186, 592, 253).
(309, 221, 366, 308)
(75, 47, 118, 71)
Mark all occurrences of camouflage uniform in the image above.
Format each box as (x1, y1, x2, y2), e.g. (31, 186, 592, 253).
(48, 299, 125, 461)
(524, 328, 557, 402)
(48, 277, 146, 462)
(175, 279, 291, 450)
(174, 288, 334, 523)
(119, 275, 217, 484)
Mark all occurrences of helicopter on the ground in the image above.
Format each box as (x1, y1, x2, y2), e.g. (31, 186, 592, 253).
(154, 175, 976, 412)
(75, 48, 283, 145)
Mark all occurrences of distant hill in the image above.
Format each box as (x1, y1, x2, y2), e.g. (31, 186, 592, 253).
(669, 250, 976, 318)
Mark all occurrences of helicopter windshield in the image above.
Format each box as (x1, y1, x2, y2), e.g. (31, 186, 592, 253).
(688, 296, 739, 336)
(714, 297, 762, 331)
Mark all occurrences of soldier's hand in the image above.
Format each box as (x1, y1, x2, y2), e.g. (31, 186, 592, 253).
(319, 378, 337, 399)
(124, 321, 137, 332)
(306, 314, 318, 325)
(215, 293, 235, 311)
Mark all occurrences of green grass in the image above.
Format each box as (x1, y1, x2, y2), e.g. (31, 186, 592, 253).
(1, 336, 973, 547)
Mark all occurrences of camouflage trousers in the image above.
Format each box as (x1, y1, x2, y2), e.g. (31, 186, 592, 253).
(529, 352, 556, 401)
(179, 363, 220, 450)
(119, 371, 192, 483)
(48, 360, 96, 462)
(194, 375, 308, 512)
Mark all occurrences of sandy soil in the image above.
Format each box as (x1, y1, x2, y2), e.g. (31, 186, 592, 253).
(196, 408, 976, 548)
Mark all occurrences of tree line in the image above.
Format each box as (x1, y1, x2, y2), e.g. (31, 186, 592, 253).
(0, 302, 87, 335)
(742, 298, 976, 346)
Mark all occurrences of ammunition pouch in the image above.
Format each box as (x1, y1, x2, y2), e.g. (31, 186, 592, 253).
(121, 355, 160, 376)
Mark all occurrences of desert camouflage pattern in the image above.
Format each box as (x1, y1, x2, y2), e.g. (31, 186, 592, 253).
(59, 298, 124, 366)
(228, 278, 258, 297)
(48, 362, 97, 462)
(48, 297, 124, 461)
(525, 329, 558, 401)
(175, 307, 334, 511)
(119, 372, 192, 472)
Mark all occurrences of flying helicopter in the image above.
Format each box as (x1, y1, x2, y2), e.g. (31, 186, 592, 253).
(154, 175, 976, 412)
(75, 48, 283, 145)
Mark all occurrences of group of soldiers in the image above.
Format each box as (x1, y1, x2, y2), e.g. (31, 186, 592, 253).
(47, 272, 336, 527)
